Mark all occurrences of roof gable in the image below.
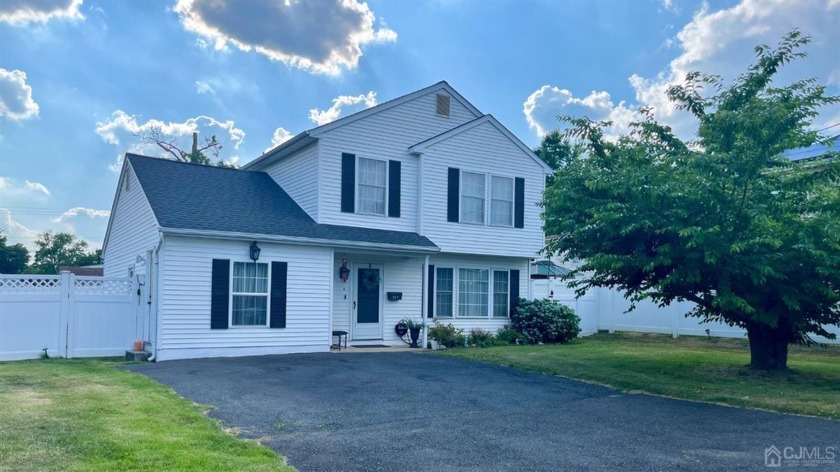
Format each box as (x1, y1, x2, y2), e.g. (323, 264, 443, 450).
(408, 115, 552, 172)
(244, 81, 482, 171)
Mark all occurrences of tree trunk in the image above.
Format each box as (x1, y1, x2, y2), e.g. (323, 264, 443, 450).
(745, 322, 790, 370)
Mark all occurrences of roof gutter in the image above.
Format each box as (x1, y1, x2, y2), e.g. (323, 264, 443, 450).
(159, 227, 440, 254)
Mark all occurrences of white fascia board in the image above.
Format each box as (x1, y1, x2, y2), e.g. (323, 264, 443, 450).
(159, 227, 441, 254)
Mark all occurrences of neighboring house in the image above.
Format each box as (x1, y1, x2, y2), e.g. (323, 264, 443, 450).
(58, 265, 104, 276)
(103, 81, 551, 361)
(783, 134, 840, 161)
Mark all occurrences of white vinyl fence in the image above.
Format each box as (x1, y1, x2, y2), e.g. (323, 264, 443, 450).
(0, 272, 140, 361)
(531, 278, 840, 344)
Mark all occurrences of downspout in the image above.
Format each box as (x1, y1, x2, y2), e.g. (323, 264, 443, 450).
(422, 255, 429, 350)
(146, 232, 163, 361)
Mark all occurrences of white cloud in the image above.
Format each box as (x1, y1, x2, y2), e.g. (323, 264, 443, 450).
(525, 1, 840, 142)
(94, 111, 246, 171)
(173, 0, 397, 75)
(24, 180, 50, 196)
(52, 207, 109, 224)
(629, 0, 840, 137)
(0, 0, 83, 24)
(0, 208, 39, 242)
(523, 85, 636, 140)
(309, 91, 377, 126)
(266, 127, 294, 152)
(195, 81, 214, 95)
(0, 68, 39, 121)
(0, 176, 50, 199)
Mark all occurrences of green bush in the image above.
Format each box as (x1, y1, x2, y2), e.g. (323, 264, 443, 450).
(510, 298, 581, 344)
(496, 326, 525, 345)
(428, 321, 464, 348)
(466, 328, 494, 347)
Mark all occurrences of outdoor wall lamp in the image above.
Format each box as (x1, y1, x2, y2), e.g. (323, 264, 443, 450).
(339, 258, 350, 282)
(249, 241, 261, 262)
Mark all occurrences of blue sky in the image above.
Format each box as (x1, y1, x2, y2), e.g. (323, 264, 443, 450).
(1, 0, 839, 250)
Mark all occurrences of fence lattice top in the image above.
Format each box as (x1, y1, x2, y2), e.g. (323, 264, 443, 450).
(74, 278, 134, 295)
(0, 276, 62, 294)
(0, 275, 134, 295)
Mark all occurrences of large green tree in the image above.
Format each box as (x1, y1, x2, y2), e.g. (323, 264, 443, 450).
(543, 31, 840, 370)
(30, 231, 99, 274)
(0, 231, 29, 274)
(534, 130, 583, 186)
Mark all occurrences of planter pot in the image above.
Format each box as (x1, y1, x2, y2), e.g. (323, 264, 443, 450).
(409, 327, 421, 348)
(429, 340, 441, 350)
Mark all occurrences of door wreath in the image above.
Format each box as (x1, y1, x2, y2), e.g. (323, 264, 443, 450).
(360, 269, 381, 291)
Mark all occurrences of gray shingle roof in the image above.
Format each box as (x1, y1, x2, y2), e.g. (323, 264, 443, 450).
(126, 154, 437, 250)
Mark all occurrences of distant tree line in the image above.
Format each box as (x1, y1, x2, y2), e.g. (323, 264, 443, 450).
(0, 230, 102, 274)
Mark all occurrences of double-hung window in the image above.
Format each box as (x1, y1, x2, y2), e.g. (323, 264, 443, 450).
(492, 270, 510, 317)
(357, 157, 387, 215)
(435, 268, 454, 317)
(490, 176, 513, 226)
(231, 262, 269, 326)
(458, 268, 489, 317)
(460, 171, 485, 224)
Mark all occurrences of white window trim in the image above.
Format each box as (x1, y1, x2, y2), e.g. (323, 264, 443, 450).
(228, 260, 271, 328)
(434, 267, 455, 318)
(489, 175, 514, 228)
(432, 265, 512, 319)
(356, 156, 389, 217)
(492, 269, 511, 318)
(459, 171, 486, 225)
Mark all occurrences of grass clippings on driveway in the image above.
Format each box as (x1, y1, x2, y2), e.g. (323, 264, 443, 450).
(439, 332, 840, 419)
(0, 358, 294, 472)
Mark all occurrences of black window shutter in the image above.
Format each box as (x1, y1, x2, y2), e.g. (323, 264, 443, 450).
(270, 261, 288, 328)
(514, 177, 525, 228)
(341, 153, 356, 213)
(388, 160, 401, 217)
(509, 269, 520, 317)
(427, 264, 435, 318)
(447, 168, 460, 222)
(210, 259, 230, 329)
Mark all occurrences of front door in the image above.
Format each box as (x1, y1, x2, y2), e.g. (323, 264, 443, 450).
(353, 264, 383, 340)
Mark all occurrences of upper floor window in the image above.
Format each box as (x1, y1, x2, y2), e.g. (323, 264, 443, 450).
(357, 157, 387, 215)
(460, 171, 485, 224)
(490, 176, 513, 227)
(447, 167, 524, 229)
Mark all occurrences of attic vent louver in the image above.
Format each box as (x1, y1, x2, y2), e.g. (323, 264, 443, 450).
(436, 94, 451, 117)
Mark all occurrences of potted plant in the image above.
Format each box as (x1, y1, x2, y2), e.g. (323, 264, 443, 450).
(402, 318, 425, 348)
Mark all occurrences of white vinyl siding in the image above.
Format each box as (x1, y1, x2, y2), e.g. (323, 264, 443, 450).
(490, 176, 513, 227)
(435, 268, 454, 317)
(493, 270, 509, 318)
(421, 120, 546, 257)
(264, 142, 319, 220)
(357, 157, 387, 215)
(458, 268, 489, 317)
(316, 88, 479, 232)
(460, 172, 485, 224)
(103, 163, 160, 277)
(231, 262, 269, 327)
(156, 236, 333, 361)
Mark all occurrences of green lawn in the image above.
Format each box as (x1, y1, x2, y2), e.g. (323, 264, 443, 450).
(0, 358, 294, 472)
(439, 332, 840, 419)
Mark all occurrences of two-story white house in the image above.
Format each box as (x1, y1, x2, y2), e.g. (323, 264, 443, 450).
(103, 81, 551, 361)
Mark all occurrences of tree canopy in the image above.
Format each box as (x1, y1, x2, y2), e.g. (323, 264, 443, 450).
(543, 30, 840, 370)
(30, 231, 102, 274)
(0, 231, 29, 274)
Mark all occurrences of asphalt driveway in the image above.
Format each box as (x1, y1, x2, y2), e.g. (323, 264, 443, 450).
(128, 352, 840, 471)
